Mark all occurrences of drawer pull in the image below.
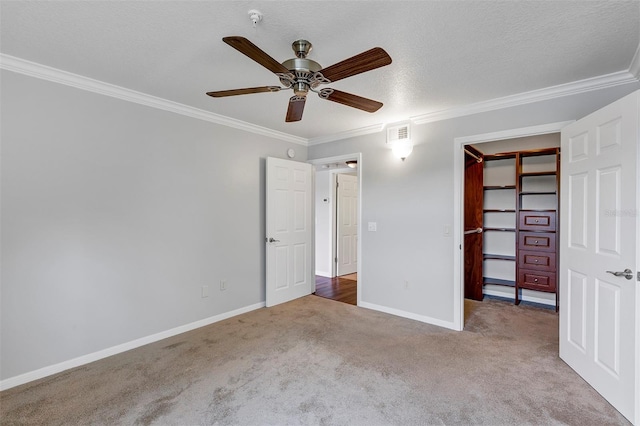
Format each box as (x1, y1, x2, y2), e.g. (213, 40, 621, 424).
(534, 278, 539, 282)
(535, 219, 539, 223)
(534, 259, 539, 263)
(534, 240, 539, 244)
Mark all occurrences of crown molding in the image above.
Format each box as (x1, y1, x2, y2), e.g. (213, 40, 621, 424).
(307, 123, 385, 146)
(454, 121, 574, 145)
(412, 70, 639, 125)
(0, 54, 308, 146)
(3, 52, 639, 147)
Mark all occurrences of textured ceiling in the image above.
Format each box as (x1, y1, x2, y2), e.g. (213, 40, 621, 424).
(1, 1, 639, 141)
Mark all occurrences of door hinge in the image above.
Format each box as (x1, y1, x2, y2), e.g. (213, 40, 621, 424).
(336, 181, 339, 188)
(637, 271, 640, 282)
(334, 257, 338, 263)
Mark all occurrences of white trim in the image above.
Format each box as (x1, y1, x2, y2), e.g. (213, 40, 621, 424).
(3, 53, 637, 148)
(0, 302, 265, 391)
(309, 70, 637, 145)
(0, 54, 307, 146)
(482, 289, 555, 307)
(359, 301, 458, 331)
(453, 121, 570, 331)
(308, 124, 385, 146)
(356, 154, 362, 306)
(413, 71, 638, 125)
(455, 121, 575, 145)
(308, 154, 359, 166)
(452, 141, 464, 331)
(311, 167, 317, 293)
(635, 90, 640, 425)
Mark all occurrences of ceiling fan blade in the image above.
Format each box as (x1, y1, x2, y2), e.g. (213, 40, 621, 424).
(318, 47, 391, 83)
(223, 36, 291, 75)
(323, 89, 383, 113)
(285, 96, 306, 122)
(206, 86, 281, 97)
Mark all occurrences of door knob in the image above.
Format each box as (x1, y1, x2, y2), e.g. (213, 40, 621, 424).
(267, 237, 280, 243)
(605, 269, 633, 280)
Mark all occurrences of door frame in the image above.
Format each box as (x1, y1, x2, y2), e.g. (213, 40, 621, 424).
(308, 153, 363, 306)
(452, 121, 573, 331)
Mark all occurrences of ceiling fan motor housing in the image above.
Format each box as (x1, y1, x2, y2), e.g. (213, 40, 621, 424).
(291, 40, 312, 58)
(280, 57, 323, 96)
(278, 40, 327, 97)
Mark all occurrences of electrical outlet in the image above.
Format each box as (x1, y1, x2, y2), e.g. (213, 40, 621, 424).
(220, 280, 227, 291)
(201, 285, 209, 298)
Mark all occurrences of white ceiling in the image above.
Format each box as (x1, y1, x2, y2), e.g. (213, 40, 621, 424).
(1, 1, 639, 142)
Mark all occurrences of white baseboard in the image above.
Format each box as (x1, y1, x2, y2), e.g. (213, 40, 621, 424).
(0, 302, 265, 391)
(483, 289, 555, 306)
(359, 301, 458, 331)
(315, 270, 332, 277)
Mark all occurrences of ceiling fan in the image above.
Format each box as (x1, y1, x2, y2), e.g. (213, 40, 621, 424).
(206, 36, 392, 122)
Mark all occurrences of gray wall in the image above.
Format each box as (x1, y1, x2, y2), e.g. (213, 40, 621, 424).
(308, 83, 639, 325)
(2, 65, 638, 383)
(0, 70, 306, 380)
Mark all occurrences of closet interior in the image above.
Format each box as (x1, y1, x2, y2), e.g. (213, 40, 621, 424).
(464, 134, 560, 309)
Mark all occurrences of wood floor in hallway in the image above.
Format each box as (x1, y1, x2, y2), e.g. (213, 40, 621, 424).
(314, 275, 357, 305)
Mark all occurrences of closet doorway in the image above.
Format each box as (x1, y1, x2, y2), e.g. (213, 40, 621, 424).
(462, 133, 561, 309)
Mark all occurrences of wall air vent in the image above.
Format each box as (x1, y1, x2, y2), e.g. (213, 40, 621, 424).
(387, 122, 411, 145)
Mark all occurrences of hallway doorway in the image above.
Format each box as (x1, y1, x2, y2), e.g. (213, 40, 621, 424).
(309, 153, 362, 306)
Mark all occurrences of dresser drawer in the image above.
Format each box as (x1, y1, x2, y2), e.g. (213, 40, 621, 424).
(518, 231, 556, 252)
(519, 211, 556, 232)
(518, 250, 556, 271)
(518, 270, 557, 292)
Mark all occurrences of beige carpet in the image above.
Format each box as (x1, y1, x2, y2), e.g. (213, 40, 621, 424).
(0, 296, 629, 425)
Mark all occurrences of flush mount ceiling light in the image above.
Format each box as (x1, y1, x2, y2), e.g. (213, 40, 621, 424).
(346, 160, 358, 168)
(387, 121, 413, 161)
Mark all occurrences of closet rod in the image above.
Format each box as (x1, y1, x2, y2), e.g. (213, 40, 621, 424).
(464, 148, 483, 163)
(464, 227, 483, 235)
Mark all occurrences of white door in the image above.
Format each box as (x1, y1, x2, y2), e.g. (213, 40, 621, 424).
(265, 157, 313, 307)
(560, 90, 639, 424)
(336, 173, 358, 276)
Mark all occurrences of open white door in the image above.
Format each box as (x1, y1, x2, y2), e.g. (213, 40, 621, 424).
(336, 173, 358, 276)
(265, 157, 313, 307)
(560, 90, 639, 424)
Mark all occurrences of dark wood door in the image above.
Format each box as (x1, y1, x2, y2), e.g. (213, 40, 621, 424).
(464, 146, 484, 301)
